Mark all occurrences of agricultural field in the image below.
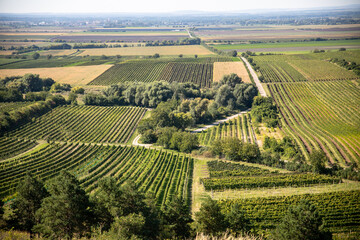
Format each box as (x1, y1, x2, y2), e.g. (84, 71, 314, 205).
(198, 113, 256, 145)
(253, 52, 360, 82)
(89, 60, 167, 85)
(7, 105, 146, 143)
(0, 137, 37, 160)
(0, 143, 193, 207)
(219, 190, 360, 233)
(213, 62, 251, 83)
(197, 24, 360, 41)
(0, 65, 112, 85)
(211, 39, 360, 52)
(267, 81, 360, 166)
(158, 62, 213, 87)
(89, 58, 233, 87)
(78, 45, 214, 56)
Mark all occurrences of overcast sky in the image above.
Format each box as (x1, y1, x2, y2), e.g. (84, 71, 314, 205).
(0, 0, 359, 13)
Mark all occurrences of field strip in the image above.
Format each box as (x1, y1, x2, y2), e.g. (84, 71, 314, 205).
(0, 65, 112, 86)
(241, 57, 267, 97)
(212, 180, 360, 200)
(191, 158, 210, 215)
(78, 45, 215, 56)
(191, 109, 250, 133)
(213, 62, 251, 83)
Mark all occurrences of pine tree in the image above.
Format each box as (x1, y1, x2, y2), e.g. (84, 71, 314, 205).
(34, 171, 93, 239)
(10, 172, 49, 237)
(272, 200, 332, 240)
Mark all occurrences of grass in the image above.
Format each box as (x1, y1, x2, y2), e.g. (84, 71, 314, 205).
(191, 158, 210, 215)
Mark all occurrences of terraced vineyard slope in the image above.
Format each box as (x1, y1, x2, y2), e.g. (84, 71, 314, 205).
(0, 137, 37, 160)
(8, 105, 146, 143)
(0, 143, 193, 207)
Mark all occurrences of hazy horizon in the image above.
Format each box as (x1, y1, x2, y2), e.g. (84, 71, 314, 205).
(0, 0, 359, 14)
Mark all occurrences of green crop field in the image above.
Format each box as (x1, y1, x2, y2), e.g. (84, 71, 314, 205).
(88, 58, 223, 87)
(267, 81, 360, 166)
(219, 190, 360, 233)
(0, 143, 193, 207)
(211, 39, 360, 50)
(0, 137, 37, 160)
(7, 105, 146, 143)
(253, 53, 360, 82)
(198, 113, 256, 145)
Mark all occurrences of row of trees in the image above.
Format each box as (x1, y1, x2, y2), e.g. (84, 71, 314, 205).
(0, 172, 331, 240)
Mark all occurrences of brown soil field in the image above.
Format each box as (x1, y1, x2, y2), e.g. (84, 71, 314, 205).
(0, 65, 112, 86)
(213, 62, 251, 83)
(52, 35, 188, 42)
(78, 45, 214, 56)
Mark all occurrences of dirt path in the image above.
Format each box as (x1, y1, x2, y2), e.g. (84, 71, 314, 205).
(191, 110, 250, 133)
(241, 57, 267, 97)
(132, 135, 153, 148)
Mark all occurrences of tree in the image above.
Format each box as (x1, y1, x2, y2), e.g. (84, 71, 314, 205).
(195, 197, 227, 236)
(272, 200, 332, 240)
(231, 50, 238, 57)
(225, 203, 250, 236)
(163, 197, 193, 239)
(32, 52, 40, 60)
(46, 54, 52, 60)
(179, 54, 183, 58)
(153, 53, 160, 58)
(194, 54, 198, 58)
(10, 172, 49, 237)
(35, 171, 93, 239)
(309, 150, 328, 174)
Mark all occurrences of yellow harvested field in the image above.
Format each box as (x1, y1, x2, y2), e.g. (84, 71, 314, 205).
(213, 62, 251, 83)
(0, 65, 112, 86)
(78, 45, 214, 56)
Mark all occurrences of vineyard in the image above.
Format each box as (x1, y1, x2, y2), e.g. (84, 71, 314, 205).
(0, 137, 37, 160)
(158, 62, 213, 88)
(201, 172, 341, 191)
(219, 190, 360, 233)
(253, 53, 360, 82)
(267, 81, 360, 166)
(198, 113, 257, 145)
(88, 57, 234, 87)
(7, 105, 146, 143)
(0, 143, 193, 207)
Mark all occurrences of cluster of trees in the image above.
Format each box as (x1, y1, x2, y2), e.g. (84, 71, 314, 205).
(1, 172, 192, 240)
(1, 172, 331, 240)
(0, 95, 66, 133)
(144, 37, 201, 46)
(330, 57, 360, 76)
(137, 100, 199, 152)
(85, 74, 257, 114)
(0, 74, 55, 98)
(251, 96, 279, 127)
(263, 136, 303, 161)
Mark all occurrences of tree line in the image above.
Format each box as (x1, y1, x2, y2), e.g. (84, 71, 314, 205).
(0, 171, 332, 240)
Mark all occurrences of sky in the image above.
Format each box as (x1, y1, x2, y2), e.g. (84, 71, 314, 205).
(0, 0, 359, 13)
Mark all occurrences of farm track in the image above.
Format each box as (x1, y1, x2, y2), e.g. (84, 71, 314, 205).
(241, 57, 267, 96)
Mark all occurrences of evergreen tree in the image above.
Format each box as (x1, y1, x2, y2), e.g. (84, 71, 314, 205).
(195, 197, 226, 236)
(272, 200, 332, 240)
(163, 197, 193, 238)
(10, 172, 49, 236)
(35, 171, 93, 239)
